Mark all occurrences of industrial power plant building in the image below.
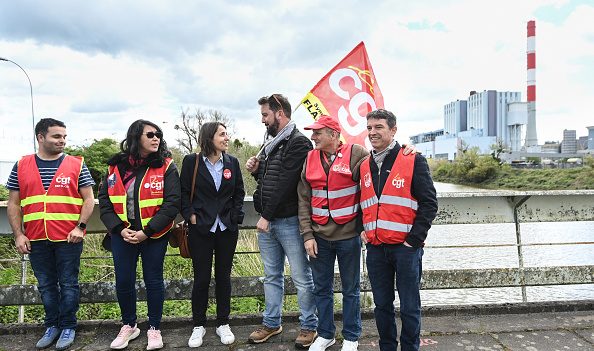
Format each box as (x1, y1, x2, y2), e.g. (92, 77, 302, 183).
(411, 90, 527, 160)
(411, 21, 538, 160)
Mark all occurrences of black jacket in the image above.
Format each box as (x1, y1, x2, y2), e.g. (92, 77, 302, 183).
(98, 153, 181, 237)
(252, 128, 313, 220)
(180, 152, 245, 233)
(369, 143, 438, 248)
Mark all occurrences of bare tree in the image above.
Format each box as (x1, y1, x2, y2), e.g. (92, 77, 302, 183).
(174, 108, 235, 153)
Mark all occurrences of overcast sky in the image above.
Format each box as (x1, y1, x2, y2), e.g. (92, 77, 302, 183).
(1, 0, 593, 161)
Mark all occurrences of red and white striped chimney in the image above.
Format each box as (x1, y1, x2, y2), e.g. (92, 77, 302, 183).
(525, 20, 538, 147)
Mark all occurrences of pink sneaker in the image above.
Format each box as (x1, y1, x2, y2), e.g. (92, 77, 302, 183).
(110, 324, 140, 349)
(146, 327, 163, 350)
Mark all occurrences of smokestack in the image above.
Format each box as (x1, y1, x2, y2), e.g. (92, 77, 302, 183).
(525, 20, 538, 147)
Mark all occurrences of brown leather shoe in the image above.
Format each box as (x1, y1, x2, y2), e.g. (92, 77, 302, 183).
(247, 325, 283, 344)
(295, 329, 317, 349)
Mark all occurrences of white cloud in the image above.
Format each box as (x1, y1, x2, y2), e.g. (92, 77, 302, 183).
(1, 0, 593, 161)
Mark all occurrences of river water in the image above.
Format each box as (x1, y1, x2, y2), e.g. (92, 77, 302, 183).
(401, 182, 593, 305)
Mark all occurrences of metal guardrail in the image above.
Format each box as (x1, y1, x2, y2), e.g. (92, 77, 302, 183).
(1, 191, 593, 307)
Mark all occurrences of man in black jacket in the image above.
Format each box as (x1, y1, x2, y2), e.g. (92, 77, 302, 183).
(360, 109, 438, 351)
(245, 94, 318, 349)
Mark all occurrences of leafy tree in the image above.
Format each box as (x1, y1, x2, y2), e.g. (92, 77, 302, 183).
(65, 138, 120, 191)
(490, 139, 507, 165)
(0, 185, 8, 201)
(174, 109, 235, 154)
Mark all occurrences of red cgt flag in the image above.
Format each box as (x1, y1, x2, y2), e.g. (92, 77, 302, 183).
(300, 41, 384, 147)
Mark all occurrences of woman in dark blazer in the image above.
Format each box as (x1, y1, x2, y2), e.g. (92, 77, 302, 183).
(180, 121, 245, 348)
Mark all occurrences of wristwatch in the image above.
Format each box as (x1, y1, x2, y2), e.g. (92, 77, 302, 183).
(77, 222, 87, 230)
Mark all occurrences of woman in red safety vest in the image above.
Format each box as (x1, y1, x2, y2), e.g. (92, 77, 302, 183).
(98, 119, 180, 351)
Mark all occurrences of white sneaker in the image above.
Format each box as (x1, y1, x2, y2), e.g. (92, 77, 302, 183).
(308, 336, 335, 351)
(110, 324, 141, 349)
(146, 327, 163, 350)
(216, 324, 235, 345)
(341, 340, 359, 351)
(188, 326, 206, 348)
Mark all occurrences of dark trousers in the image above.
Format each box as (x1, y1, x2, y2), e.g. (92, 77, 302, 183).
(310, 235, 362, 341)
(366, 243, 424, 351)
(29, 240, 83, 329)
(188, 226, 238, 327)
(111, 232, 168, 329)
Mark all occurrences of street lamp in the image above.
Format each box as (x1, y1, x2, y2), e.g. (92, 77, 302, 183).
(0, 57, 37, 152)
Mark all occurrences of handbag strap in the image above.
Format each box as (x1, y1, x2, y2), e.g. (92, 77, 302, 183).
(190, 153, 199, 202)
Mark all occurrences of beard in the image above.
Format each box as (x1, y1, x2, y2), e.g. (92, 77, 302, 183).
(266, 119, 280, 137)
(45, 143, 65, 156)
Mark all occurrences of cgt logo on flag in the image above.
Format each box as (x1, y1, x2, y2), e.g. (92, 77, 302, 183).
(300, 42, 384, 149)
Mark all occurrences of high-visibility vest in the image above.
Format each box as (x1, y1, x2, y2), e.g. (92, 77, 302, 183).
(360, 149, 417, 245)
(106, 158, 174, 238)
(305, 144, 359, 225)
(17, 154, 84, 241)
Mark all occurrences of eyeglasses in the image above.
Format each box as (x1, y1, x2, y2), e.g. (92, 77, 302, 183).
(269, 94, 284, 111)
(143, 131, 163, 139)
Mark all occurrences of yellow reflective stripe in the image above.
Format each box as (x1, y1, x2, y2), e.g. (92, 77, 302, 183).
(24, 212, 81, 222)
(117, 213, 127, 222)
(45, 195, 83, 205)
(141, 217, 152, 226)
(139, 198, 163, 207)
(23, 212, 44, 222)
(22, 195, 83, 206)
(21, 195, 45, 206)
(109, 195, 126, 204)
(45, 213, 80, 221)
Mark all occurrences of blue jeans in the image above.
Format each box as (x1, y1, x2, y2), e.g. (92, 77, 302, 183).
(29, 240, 83, 329)
(111, 232, 168, 328)
(310, 235, 361, 341)
(257, 216, 317, 330)
(366, 243, 423, 351)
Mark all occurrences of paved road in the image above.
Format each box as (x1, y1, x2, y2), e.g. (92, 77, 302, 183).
(1, 310, 592, 350)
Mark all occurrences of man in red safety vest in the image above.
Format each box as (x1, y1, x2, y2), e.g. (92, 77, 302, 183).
(298, 115, 369, 351)
(6, 118, 95, 350)
(360, 109, 437, 351)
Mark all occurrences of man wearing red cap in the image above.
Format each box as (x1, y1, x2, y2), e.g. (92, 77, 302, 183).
(298, 115, 368, 351)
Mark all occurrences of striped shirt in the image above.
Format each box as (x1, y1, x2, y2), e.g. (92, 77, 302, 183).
(5, 154, 95, 191)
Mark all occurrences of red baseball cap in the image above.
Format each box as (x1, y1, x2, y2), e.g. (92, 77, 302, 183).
(304, 115, 341, 132)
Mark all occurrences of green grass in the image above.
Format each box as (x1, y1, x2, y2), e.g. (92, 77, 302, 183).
(430, 153, 594, 190)
(0, 230, 309, 324)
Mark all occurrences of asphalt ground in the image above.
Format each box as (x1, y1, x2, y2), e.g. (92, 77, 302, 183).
(0, 307, 592, 350)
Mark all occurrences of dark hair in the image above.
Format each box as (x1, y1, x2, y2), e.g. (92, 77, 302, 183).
(120, 119, 171, 160)
(199, 121, 226, 157)
(366, 109, 397, 129)
(258, 94, 292, 119)
(35, 118, 66, 137)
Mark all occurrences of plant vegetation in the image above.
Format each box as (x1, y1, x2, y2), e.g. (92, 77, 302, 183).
(430, 149, 594, 190)
(5, 113, 591, 324)
(0, 230, 304, 324)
